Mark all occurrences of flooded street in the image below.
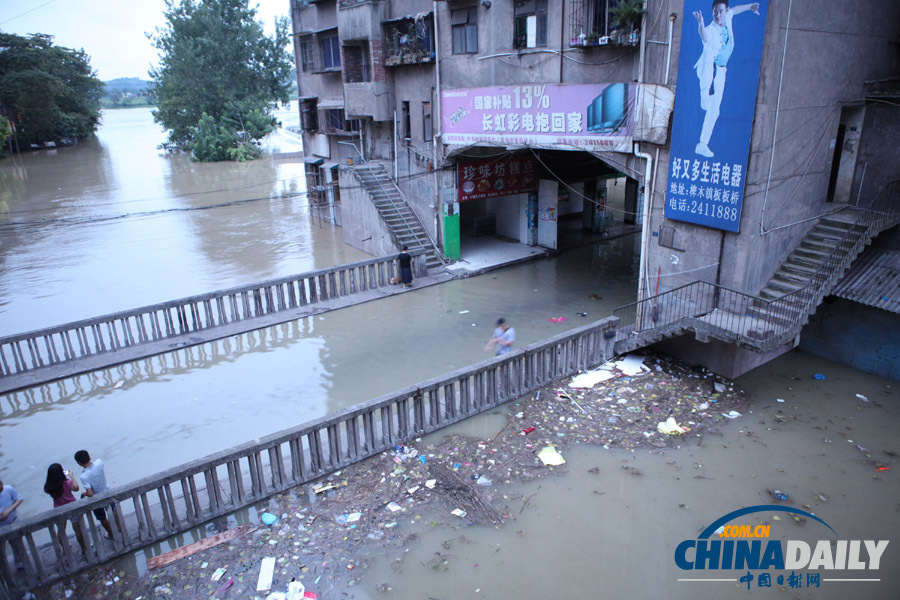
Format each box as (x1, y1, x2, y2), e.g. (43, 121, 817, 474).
(0, 240, 641, 521)
(359, 350, 899, 599)
(0, 102, 644, 517)
(2, 106, 898, 600)
(0, 103, 365, 335)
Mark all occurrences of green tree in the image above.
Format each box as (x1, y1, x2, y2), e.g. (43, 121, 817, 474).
(149, 0, 293, 161)
(0, 116, 11, 157)
(0, 33, 103, 148)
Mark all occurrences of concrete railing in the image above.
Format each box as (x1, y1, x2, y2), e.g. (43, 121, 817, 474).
(0, 251, 427, 390)
(0, 316, 618, 596)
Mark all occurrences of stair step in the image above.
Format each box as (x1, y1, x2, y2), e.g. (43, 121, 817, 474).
(746, 307, 802, 329)
(787, 248, 828, 269)
(767, 278, 803, 294)
(772, 271, 809, 287)
(751, 298, 808, 317)
(781, 262, 818, 278)
(806, 231, 849, 246)
(813, 222, 854, 235)
(798, 238, 839, 253)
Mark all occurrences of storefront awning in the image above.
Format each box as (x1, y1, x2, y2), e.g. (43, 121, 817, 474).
(301, 156, 324, 165)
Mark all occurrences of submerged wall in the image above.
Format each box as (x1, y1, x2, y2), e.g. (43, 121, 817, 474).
(799, 300, 900, 381)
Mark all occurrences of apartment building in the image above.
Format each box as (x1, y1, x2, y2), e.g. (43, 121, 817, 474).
(290, 0, 663, 257)
(290, 0, 900, 378)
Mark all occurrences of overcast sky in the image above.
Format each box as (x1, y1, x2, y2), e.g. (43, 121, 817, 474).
(0, 0, 290, 81)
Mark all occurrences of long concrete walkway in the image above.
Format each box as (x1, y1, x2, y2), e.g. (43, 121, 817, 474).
(0, 224, 640, 395)
(0, 268, 453, 395)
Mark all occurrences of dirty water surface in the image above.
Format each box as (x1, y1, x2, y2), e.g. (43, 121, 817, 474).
(34, 349, 899, 600)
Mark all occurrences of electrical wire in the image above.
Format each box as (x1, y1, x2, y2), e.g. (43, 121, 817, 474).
(527, 146, 642, 217)
(0, 191, 313, 235)
(0, 0, 60, 26)
(0, 173, 310, 218)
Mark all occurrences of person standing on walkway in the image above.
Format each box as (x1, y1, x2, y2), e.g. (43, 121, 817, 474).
(398, 246, 413, 289)
(0, 476, 25, 570)
(44, 463, 86, 554)
(74, 450, 117, 540)
(484, 318, 516, 356)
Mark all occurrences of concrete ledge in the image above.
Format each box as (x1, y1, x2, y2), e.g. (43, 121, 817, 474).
(0, 270, 454, 395)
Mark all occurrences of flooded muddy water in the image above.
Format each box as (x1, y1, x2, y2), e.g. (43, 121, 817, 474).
(357, 350, 899, 599)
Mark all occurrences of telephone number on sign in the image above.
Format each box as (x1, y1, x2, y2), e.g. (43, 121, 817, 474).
(673, 199, 739, 221)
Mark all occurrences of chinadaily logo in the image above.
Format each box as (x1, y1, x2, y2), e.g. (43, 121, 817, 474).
(675, 505, 889, 590)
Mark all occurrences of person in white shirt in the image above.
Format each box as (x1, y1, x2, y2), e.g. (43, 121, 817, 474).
(74, 450, 117, 540)
(693, 0, 760, 157)
(485, 318, 516, 356)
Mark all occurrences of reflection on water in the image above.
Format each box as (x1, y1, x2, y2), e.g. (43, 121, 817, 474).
(0, 238, 641, 519)
(0, 103, 366, 336)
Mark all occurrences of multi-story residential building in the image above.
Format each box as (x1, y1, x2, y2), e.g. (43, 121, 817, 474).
(290, 0, 900, 378)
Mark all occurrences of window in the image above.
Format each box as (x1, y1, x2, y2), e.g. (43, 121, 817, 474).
(323, 109, 361, 134)
(451, 7, 478, 54)
(305, 164, 325, 207)
(301, 99, 318, 132)
(325, 109, 345, 131)
(299, 37, 315, 72)
(568, 0, 622, 45)
(423, 101, 432, 141)
(320, 33, 341, 70)
(515, 0, 548, 49)
(384, 15, 434, 65)
(345, 118, 361, 133)
(401, 101, 411, 140)
(343, 42, 371, 82)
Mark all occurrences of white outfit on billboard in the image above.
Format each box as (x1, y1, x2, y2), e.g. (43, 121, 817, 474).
(694, 8, 736, 156)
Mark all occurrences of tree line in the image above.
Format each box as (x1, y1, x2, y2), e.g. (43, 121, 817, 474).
(0, 0, 293, 162)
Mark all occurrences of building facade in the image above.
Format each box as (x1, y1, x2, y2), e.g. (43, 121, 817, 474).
(290, 0, 900, 378)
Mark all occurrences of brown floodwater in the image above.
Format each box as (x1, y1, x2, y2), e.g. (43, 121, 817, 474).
(354, 349, 899, 599)
(3, 105, 897, 600)
(0, 103, 644, 518)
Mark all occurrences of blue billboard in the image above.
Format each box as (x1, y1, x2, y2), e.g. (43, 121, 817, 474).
(665, 0, 769, 232)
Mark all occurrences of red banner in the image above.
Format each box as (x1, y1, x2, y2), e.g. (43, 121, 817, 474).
(457, 156, 538, 202)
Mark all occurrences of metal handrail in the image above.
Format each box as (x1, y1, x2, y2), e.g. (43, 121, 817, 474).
(614, 180, 900, 350)
(353, 163, 446, 263)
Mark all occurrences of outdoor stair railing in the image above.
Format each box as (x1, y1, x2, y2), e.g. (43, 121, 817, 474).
(0, 316, 618, 597)
(0, 251, 427, 392)
(351, 163, 446, 265)
(613, 180, 900, 353)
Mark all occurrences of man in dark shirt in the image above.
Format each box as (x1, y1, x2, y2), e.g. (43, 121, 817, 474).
(398, 246, 413, 288)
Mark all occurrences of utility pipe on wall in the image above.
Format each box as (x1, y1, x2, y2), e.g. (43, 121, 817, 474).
(432, 0, 444, 249)
(393, 110, 399, 180)
(665, 13, 676, 85)
(634, 4, 653, 303)
(634, 144, 654, 303)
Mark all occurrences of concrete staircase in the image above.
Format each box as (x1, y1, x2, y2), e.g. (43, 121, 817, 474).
(612, 181, 900, 357)
(351, 163, 445, 269)
(748, 209, 869, 330)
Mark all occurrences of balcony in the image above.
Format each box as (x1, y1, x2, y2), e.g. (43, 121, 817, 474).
(384, 48, 435, 67)
(383, 13, 434, 68)
(344, 81, 391, 121)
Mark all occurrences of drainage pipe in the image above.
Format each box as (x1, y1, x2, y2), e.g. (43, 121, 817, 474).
(665, 13, 676, 85)
(634, 143, 654, 303)
(433, 0, 444, 251)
